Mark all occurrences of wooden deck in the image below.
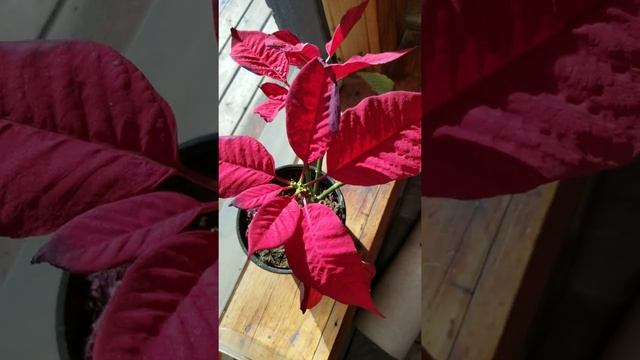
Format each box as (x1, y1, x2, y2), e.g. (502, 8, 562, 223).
(219, 0, 275, 137)
(422, 181, 586, 359)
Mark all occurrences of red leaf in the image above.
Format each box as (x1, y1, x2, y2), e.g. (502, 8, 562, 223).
(247, 196, 301, 256)
(219, 136, 275, 198)
(0, 41, 179, 167)
(255, 98, 286, 122)
(33, 192, 206, 273)
(260, 82, 288, 99)
(267, 31, 321, 67)
(285, 203, 381, 315)
(93, 231, 217, 360)
(230, 29, 289, 82)
(325, 0, 370, 57)
(231, 184, 285, 210)
(0, 120, 177, 238)
(299, 282, 324, 313)
(254, 83, 288, 122)
(327, 91, 421, 186)
(424, 2, 640, 199)
(330, 49, 413, 80)
(271, 30, 301, 45)
(286, 58, 340, 163)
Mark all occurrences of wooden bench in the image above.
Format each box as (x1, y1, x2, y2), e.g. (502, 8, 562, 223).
(422, 180, 587, 359)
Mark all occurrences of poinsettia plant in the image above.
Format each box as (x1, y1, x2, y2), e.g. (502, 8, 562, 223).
(220, 0, 421, 314)
(0, 40, 217, 359)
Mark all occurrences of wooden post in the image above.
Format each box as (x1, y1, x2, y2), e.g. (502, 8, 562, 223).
(321, 0, 405, 62)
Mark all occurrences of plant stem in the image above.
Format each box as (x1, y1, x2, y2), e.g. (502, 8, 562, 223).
(275, 176, 292, 186)
(299, 164, 308, 184)
(317, 181, 344, 200)
(313, 157, 323, 194)
(304, 175, 327, 188)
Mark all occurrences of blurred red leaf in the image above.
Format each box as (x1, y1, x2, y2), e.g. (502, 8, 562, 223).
(93, 230, 217, 360)
(423, 1, 640, 198)
(33, 192, 206, 273)
(0, 120, 177, 238)
(0, 41, 179, 167)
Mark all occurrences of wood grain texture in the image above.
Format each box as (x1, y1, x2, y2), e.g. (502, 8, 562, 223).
(422, 183, 560, 359)
(321, 0, 404, 62)
(220, 181, 404, 359)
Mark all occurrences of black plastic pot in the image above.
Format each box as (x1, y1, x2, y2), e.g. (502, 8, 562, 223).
(57, 133, 217, 360)
(236, 164, 346, 274)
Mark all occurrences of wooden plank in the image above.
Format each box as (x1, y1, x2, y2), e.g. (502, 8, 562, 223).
(422, 196, 511, 359)
(219, 1, 272, 100)
(220, 180, 404, 359)
(219, 16, 276, 135)
(0, 0, 60, 40)
(321, 0, 404, 62)
(321, 0, 379, 61)
(219, 0, 253, 51)
(447, 184, 558, 360)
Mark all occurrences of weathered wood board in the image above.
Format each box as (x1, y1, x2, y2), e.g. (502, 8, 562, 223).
(422, 182, 584, 359)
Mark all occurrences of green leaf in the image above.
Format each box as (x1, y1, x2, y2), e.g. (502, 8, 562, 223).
(356, 71, 395, 94)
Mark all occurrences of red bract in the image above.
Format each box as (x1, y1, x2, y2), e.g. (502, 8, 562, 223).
(423, 1, 640, 199)
(254, 82, 288, 122)
(219, 135, 275, 197)
(0, 41, 179, 168)
(33, 192, 207, 273)
(325, 0, 370, 57)
(0, 36, 217, 360)
(286, 58, 340, 163)
(93, 231, 217, 360)
(286, 204, 381, 316)
(247, 196, 301, 256)
(268, 30, 321, 67)
(230, 29, 289, 83)
(0, 120, 177, 238)
(299, 282, 324, 313)
(232, 183, 285, 210)
(328, 91, 422, 186)
(330, 49, 413, 80)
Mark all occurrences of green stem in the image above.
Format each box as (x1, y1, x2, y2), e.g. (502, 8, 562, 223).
(313, 157, 323, 195)
(317, 181, 344, 200)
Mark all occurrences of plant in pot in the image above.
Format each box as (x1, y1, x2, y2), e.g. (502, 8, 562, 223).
(0, 41, 217, 360)
(220, 0, 421, 314)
